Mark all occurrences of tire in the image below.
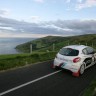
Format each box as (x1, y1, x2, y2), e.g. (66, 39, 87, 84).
(52, 64, 59, 70)
(80, 64, 85, 75)
(54, 66, 60, 70)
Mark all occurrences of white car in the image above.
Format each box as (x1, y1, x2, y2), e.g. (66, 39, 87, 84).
(53, 45, 96, 77)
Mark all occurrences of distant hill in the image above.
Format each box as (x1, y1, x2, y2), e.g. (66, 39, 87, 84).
(15, 34, 96, 53)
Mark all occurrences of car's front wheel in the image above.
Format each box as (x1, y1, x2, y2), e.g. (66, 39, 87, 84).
(80, 64, 85, 75)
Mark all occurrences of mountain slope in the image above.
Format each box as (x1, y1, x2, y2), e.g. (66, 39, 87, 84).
(15, 34, 96, 53)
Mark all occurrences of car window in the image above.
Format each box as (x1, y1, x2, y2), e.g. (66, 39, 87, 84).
(59, 48, 79, 56)
(82, 48, 88, 55)
(86, 47, 94, 54)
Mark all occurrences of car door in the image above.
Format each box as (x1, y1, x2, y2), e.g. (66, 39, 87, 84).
(88, 47, 96, 62)
(82, 47, 94, 67)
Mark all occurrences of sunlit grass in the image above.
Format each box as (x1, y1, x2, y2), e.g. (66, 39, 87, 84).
(83, 78, 96, 96)
(0, 51, 57, 71)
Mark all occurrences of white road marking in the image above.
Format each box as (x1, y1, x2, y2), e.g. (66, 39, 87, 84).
(0, 70, 61, 96)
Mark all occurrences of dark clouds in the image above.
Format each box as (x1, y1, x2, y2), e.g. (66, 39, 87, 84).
(0, 16, 96, 37)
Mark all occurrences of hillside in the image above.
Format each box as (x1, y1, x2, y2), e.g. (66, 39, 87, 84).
(15, 34, 96, 53)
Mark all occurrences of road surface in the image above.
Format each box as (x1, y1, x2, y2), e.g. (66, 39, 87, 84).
(0, 60, 96, 96)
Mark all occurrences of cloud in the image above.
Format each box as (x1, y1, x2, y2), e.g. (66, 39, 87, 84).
(0, 26, 16, 31)
(34, 0, 44, 3)
(0, 32, 51, 38)
(66, 0, 71, 3)
(0, 16, 96, 38)
(40, 19, 96, 36)
(77, 0, 83, 3)
(0, 9, 10, 17)
(76, 0, 96, 10)
(30, 16, 41, 22)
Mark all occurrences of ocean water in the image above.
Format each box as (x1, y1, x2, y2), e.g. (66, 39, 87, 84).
(0, 38, 35, 55)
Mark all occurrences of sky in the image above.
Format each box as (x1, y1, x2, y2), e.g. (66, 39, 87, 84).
(0, 0, 96, 38)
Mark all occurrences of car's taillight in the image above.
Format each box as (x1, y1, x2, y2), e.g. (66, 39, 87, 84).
(73, 57, 81, 63)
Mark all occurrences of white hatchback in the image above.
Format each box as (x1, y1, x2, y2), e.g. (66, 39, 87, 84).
(53, 45, 96, 77)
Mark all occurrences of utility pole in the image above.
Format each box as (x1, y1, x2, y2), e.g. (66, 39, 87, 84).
(30, 44, 32, 54)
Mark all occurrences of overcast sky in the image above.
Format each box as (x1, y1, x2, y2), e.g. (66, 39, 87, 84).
(0, 0, 96, 38)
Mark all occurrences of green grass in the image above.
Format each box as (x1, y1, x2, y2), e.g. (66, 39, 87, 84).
(0, 51, 57, 71)
(83, 78, 96, 96)
(15, 34, 96, 53)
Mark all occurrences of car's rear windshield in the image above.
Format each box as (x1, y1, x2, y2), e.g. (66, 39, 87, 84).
(59, 48, 79, 56)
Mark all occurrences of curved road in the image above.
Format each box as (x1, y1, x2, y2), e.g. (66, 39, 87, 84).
(0, 60, 96, 96)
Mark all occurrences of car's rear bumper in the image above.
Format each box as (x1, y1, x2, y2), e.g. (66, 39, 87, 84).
(53, 58, 80, 73)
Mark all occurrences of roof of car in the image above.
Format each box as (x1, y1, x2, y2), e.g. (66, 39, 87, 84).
(64, 45, 88, 51)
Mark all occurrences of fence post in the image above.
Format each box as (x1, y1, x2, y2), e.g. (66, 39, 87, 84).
(86, 43, 87, 46)
(30, 44, 32, 54)
(53, 43, 55, 51)
(68, 41, 69, 45)
(92, 43, 93, 47)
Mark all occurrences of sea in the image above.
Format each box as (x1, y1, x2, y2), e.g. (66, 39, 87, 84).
(0, 38, 35, 55)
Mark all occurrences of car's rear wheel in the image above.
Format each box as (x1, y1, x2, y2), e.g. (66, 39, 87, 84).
(80, 64, 85, 75)
(52, 64, 59, 70)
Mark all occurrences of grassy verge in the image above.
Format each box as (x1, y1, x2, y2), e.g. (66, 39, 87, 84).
(0, 51, 57, 71)
(83, 78, 96, 96)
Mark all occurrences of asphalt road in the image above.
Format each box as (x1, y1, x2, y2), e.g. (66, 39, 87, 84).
(0, 60, 96, 96)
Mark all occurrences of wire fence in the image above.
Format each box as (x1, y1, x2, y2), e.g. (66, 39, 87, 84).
(29, 42, 96, 53)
